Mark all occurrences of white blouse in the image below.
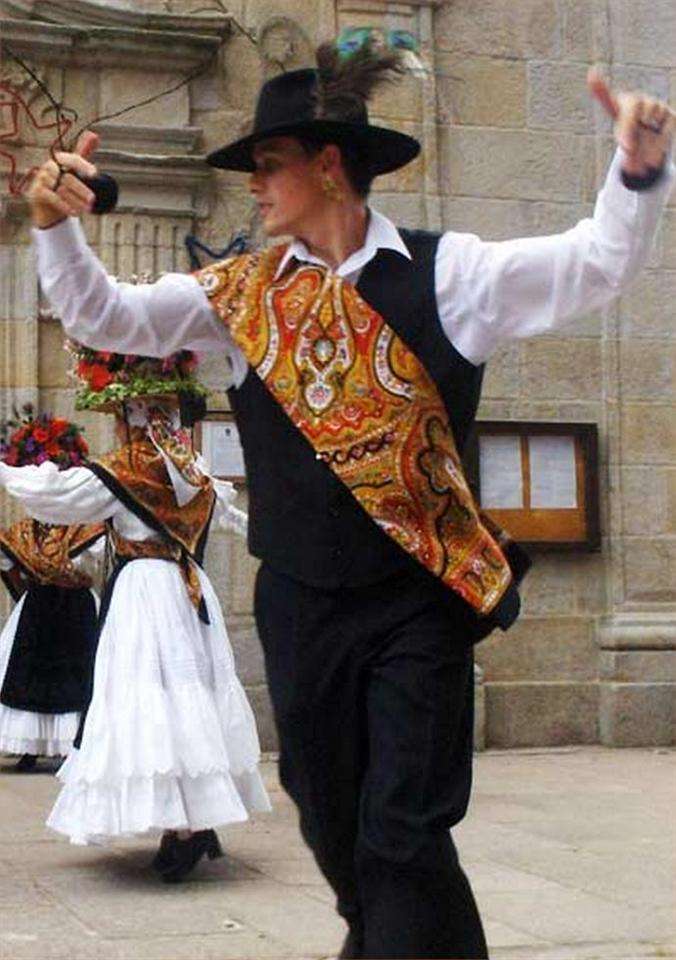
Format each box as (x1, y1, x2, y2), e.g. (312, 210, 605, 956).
(0, 462, 247, 542)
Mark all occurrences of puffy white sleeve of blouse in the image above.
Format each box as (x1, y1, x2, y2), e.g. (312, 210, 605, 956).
(193, 455, 248, 539)
(72, 533, 106, 580)
(0, 462, 118, 526)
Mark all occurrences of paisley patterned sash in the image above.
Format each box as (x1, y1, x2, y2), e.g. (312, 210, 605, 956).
(108, 526, 206, 617)
(88, 436, 215, 617)
(196, 248, 513, 615)
(0, 519, 104, 591)
(88, 437, 215, 561)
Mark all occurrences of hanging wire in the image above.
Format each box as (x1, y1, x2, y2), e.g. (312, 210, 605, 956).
(0, 13, 461, 240)
(1, 14, 458, 162)
(0, 2, 242, 155)
(0, 44, 76, 184)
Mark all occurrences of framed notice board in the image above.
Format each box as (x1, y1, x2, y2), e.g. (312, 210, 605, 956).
(194, 411, 246, 482)
(465, 421, 601, 550)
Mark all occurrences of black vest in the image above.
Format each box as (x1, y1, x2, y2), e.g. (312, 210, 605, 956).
(229, 230, 488, 590)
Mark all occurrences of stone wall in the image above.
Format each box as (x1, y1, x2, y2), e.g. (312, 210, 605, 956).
(0, 0, 673, 749)
(431, 0, 675, 747)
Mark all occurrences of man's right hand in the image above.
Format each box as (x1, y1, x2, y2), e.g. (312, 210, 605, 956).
(28, 131, 100, 229)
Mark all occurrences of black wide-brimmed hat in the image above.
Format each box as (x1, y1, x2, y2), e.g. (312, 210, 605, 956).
(206, 64, 420, 177)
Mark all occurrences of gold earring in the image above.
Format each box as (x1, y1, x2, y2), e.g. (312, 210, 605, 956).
(321, 174, 344, 203)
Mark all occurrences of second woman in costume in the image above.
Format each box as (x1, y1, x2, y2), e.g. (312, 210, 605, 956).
(0, 411, 103, 771)
(0, 350, 270, 880)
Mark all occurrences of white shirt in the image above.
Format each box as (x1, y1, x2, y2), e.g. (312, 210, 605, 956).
(33, 149, 674, 386)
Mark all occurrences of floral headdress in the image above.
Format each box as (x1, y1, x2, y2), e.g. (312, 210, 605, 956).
(65, 341, 208, 412)
(0, 404, 89, 469)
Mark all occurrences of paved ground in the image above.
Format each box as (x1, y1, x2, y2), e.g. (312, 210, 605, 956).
(0, 747, 673, 960)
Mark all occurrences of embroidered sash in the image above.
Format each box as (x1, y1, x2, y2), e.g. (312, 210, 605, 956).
(89, 438, 215, 559)
(196, 248, 512, 615)
(108, 527, 205, 616)
(88, 437, 215, 614)
(0, 519, 104, 591)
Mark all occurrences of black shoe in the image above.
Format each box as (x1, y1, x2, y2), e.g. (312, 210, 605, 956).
(151, 831, 178, 875)
(159, 829, 223, 883)
(15, 753, 38, 773)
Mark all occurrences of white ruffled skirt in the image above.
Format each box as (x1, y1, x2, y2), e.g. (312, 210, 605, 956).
(0, 595, 80, 757)
(47, 560, 271, 845)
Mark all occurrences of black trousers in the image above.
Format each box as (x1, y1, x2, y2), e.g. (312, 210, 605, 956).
(255, 564, 489, 960)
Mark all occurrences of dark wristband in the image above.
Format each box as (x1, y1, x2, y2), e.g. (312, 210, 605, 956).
(620, 164, 666, 191)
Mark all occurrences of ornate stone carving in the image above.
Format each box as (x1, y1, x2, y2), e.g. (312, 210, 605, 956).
(258, 16, 313, 78)
(0, 10, 231, 72)
(338, 0, 443, 9)
(0, 56, 46, 106)
(0, 0, 232, 37)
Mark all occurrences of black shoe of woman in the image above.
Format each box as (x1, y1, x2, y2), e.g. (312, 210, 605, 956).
(151, 830, 178, 874)
(15, 753, 38, 772)
(158, 829, 223, 883)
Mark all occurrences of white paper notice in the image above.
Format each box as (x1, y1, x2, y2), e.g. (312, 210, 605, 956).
(201, 420, 246, 479)
(529, 435, 577, 508)
(479, 435, 523, 508)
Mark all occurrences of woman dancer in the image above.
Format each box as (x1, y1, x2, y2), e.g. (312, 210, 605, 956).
(0, 349, 270, 881)
(0, 411, 103, 771)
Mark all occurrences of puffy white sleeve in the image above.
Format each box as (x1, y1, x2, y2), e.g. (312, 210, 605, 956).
(220, 500, 248, 538)
(0, 462, 118, 525)
(195, 457, 248, 539)
(436, 148, 675, 364)
(32, 218, 239, 360)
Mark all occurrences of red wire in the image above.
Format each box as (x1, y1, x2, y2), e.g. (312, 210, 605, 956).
(0, 81, 73, 196)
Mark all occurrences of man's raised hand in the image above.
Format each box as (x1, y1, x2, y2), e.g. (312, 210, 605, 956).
(29, 131, 100, 229)
(588, 68, 674, 178)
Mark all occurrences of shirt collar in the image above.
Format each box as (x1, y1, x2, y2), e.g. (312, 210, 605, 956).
(274, 208, 412, 281)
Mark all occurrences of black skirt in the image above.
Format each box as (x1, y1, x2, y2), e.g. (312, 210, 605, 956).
(0, 584, 98, 714)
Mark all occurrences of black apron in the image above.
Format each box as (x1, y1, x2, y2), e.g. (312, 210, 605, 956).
(1, 583, 98, 714)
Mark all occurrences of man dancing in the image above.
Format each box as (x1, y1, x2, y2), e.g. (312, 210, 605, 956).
(26, 38, 673, 959)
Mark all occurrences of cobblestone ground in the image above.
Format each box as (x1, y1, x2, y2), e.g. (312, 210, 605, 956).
(0, 747, 673, 960)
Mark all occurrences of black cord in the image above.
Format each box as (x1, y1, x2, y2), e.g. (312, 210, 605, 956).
(1, 4, 251, 151)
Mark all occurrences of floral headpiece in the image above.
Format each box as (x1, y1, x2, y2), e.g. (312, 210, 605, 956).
(66, 341, 208, 412)
(0, 404, 89, 469)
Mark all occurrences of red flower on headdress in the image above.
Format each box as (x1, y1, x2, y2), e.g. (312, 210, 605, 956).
(32, 426, 49, 444)
(87, 364, 115, 391)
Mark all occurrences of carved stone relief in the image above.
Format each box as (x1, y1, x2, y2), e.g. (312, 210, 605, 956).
(258, 17, 314, 79)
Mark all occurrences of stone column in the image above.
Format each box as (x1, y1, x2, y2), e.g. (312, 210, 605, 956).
(594, 3, 676, 747)
(0, 200, 39, 619)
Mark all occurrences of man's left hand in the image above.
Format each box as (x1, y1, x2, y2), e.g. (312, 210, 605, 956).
(588, 68, 674, 177)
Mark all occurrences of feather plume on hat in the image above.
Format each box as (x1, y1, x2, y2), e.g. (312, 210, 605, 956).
(313, 37, 407, 122)
(205, 32, 420, 176)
